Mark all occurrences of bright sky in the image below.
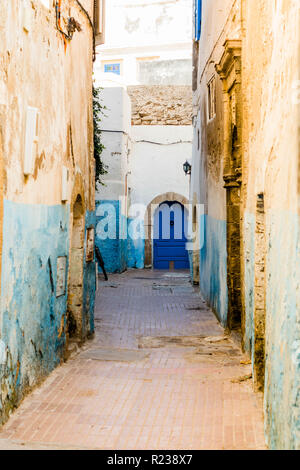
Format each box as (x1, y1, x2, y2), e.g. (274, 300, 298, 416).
(103, 0, 193, 49)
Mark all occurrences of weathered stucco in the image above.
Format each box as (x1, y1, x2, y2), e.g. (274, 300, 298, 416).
(241, 0, 300, 448)
(191, 0, 240, 330)
(199, 215, 228, 325)
(95, 200, 128, 274)
(192, 0, 300, 449)
(0, 201, 70, 422)
(0, 0, 96, 422)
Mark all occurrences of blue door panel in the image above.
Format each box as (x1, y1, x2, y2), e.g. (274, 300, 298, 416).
(155, 245, 187, 258)
(154, 260, 170, 270)
(175, 260, 189, 269)
(153, 201, 189, 270)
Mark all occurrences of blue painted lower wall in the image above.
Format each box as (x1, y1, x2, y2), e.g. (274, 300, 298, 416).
(199, 214, 228, 326)
(243, 210, 300, 449)
(263, 211, 300, 449)
(127, 217, 145, 269)
(95, 200, 127, 273)
(83, 210, 96, 338)
(0, 200, 95, 423)
(95, 200, 145, 273)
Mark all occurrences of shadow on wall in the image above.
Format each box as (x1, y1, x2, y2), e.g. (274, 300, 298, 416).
(199, 214, 228, 326)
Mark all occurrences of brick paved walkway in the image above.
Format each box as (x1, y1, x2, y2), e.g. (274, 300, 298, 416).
(0, 270, 266, 450)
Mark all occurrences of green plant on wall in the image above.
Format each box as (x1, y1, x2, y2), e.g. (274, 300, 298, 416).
(93, 85, 107, 184)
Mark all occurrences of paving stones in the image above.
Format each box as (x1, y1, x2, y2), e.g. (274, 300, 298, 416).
(138, 335, 207, 349)
(80, 348, 149, 362)
(0, 269, 266, 450)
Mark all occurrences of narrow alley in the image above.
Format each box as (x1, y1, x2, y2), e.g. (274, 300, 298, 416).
(0, 271, 265, 450)
(0, 0, 299, 454)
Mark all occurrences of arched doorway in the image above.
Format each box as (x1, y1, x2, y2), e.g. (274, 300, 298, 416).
(153, 201, 189, 270)
(144, 192, 189, 268)
(67, 195, 85, 340)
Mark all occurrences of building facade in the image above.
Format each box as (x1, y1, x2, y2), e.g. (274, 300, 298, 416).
(94, 0, 193, 273)
(94, 0, 193, 87)
(0, 0, 101, 424)
(191, 0, 300, 449)
(94, 84, 192, 272)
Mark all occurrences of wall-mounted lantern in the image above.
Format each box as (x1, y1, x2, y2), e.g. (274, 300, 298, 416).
(183, 160, 192, 176)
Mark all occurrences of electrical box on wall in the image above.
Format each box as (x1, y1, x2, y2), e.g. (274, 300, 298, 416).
(61, 166, 69, 202)
(24, 106, 39, 176)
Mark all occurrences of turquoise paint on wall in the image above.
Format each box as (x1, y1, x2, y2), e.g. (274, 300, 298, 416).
(243, 209, 300, 449)
(0, 200, 70, 421)
(95, 200, 127, 273)
(0, 200, 96, 423)
(83, 210, 96, 337)
(95, 201, 145, 272)
(262, 210, 300, 449)
(127, 217, 145, 269)
(199, 214, 228, 326)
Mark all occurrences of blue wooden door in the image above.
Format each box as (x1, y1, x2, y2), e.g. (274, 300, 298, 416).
(153, 202, 189, 270)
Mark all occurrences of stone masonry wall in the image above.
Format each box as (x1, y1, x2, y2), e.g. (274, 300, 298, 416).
(127, 86, 192, 125)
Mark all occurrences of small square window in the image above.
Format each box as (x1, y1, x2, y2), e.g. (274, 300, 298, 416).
(104, 63, 121, 75)
(207, 77, 216, 120)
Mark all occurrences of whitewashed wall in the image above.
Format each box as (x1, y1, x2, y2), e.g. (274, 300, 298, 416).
(129, 126, 192, 208)
(95, 87, 131, 202)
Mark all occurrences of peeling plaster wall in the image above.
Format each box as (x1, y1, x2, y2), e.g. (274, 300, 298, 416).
(83, 210, 96, 337)
(191, 0, 240, 324)
(95, 200, 128, 273)
(199, 215, 228, 325)
(0, 201, 70, 422)
(192, 0, 300, 449)
(0, 0, 95, 422)
(241, 0, 300, 449)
